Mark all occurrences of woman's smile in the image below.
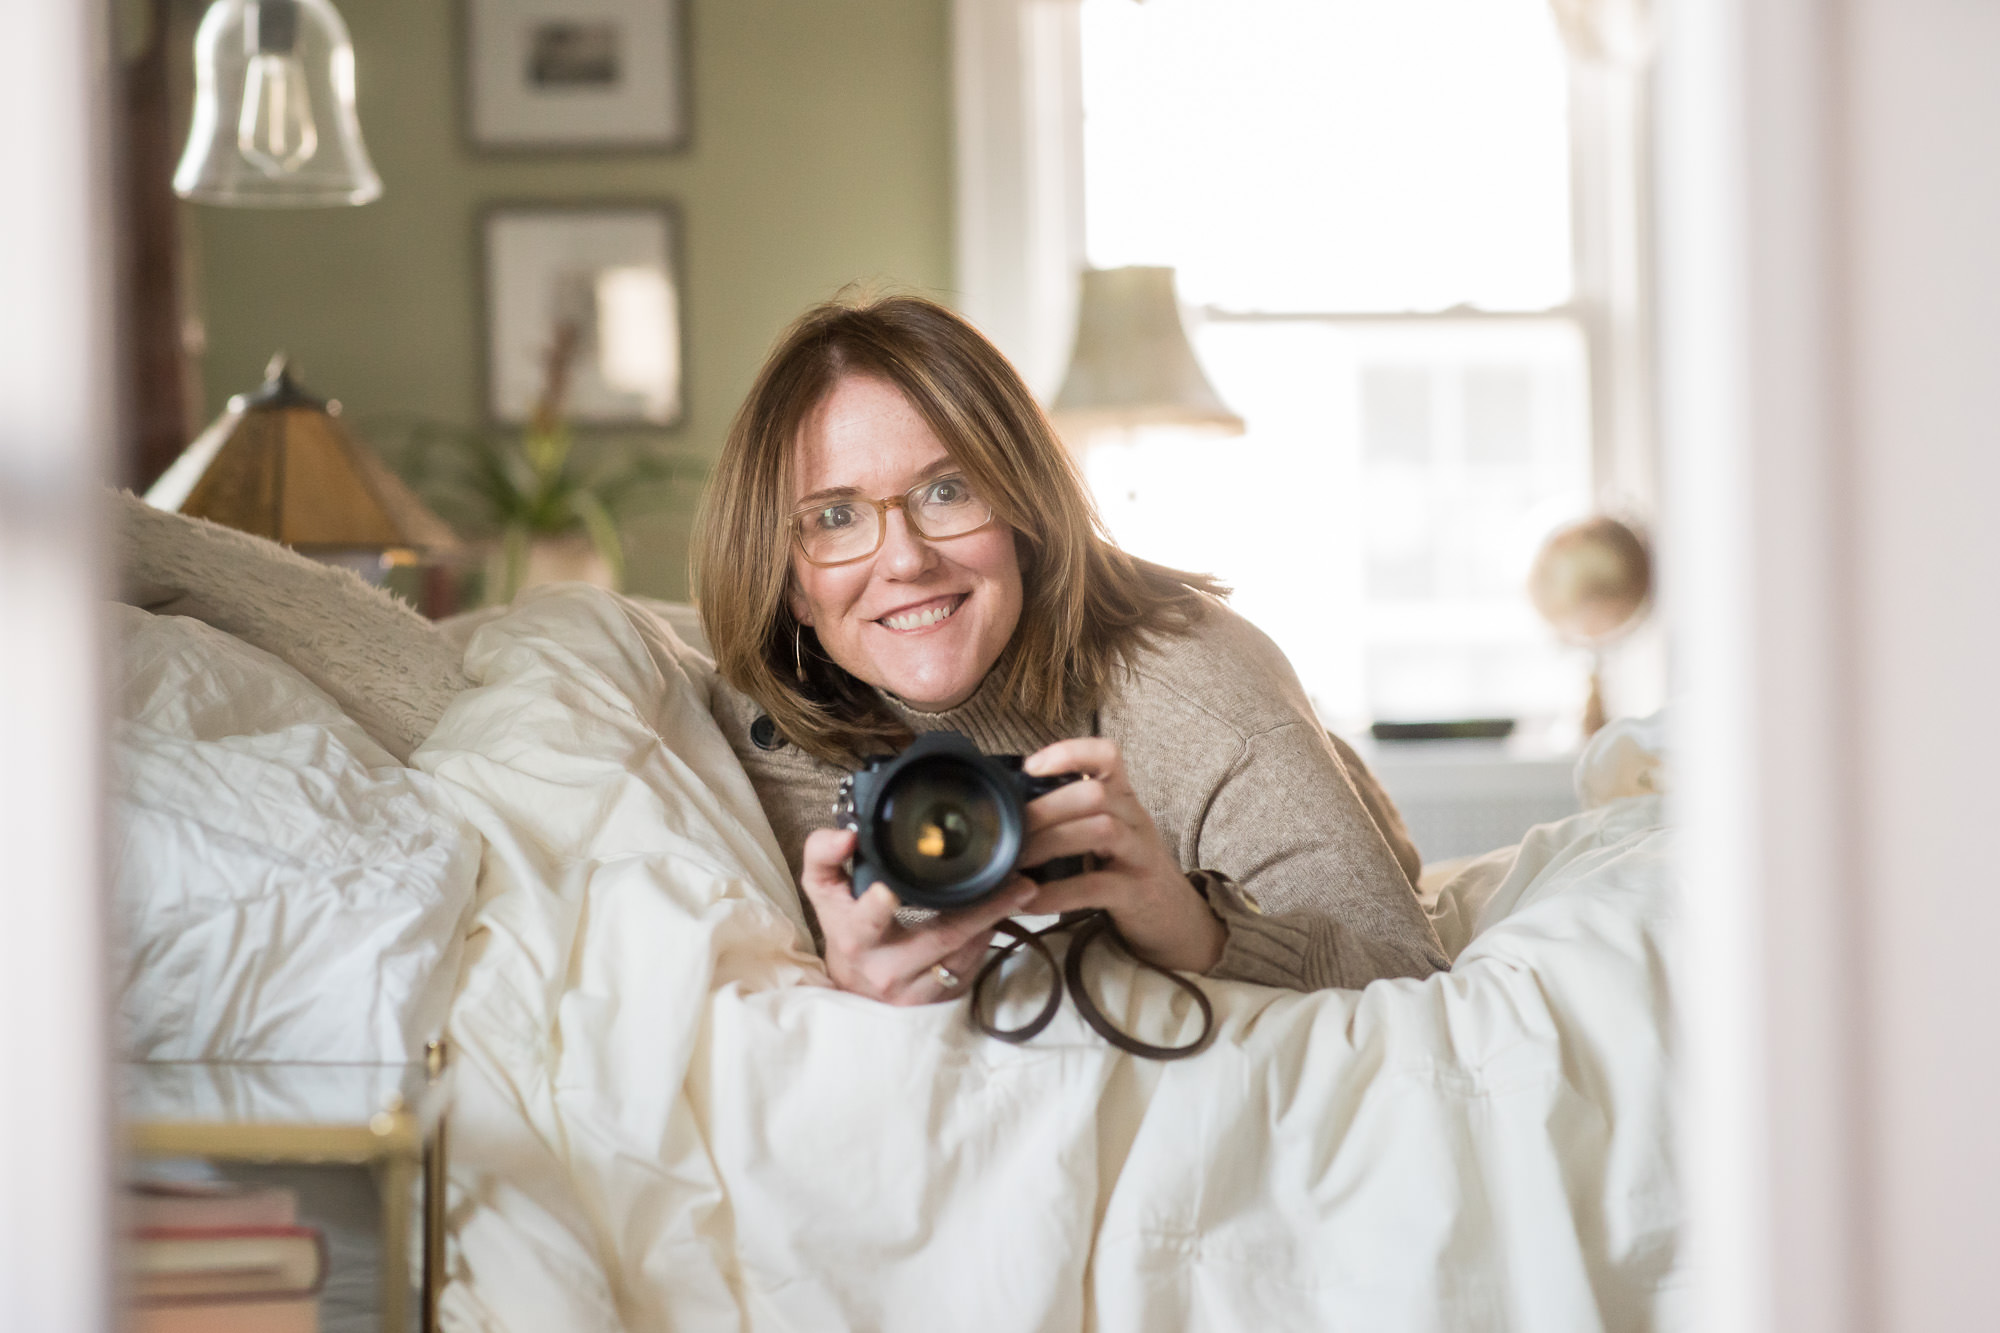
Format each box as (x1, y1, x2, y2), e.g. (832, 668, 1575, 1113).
(787, 374, 1023, 711)
(875, 593, 965, 632)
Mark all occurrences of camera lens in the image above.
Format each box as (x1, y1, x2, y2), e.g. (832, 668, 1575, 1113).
(877, 758, 1007, 898)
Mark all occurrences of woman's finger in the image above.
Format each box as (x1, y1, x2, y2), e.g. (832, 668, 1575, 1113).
(1020, 810, 1130, 870)
(798, 828, 904, 956)
(1013, 868, 1121, 917)
(865, 881, 1034, 1004)
(1020, 774, 1113, 831)
(1018, 868, 1223, 973)
(798, 828, 859, 907)
(849, 883, 902, 939)
(934, 930, 1000, 997)
(859, 912, 1003, 1006)
(885, 880, 1035, 971)
(1023, 736, 1125, 783)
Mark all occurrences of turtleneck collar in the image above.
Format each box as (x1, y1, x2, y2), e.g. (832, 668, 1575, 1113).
(873, 668, 1077, 755)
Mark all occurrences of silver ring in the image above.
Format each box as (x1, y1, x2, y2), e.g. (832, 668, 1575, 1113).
(932, 963, 961, 990)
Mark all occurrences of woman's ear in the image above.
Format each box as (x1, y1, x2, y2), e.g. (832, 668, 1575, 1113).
(787, 583, 815, 628)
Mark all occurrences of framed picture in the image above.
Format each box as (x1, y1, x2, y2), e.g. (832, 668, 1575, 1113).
(482, 204, 684, 427)
(464, 0, 689, 151)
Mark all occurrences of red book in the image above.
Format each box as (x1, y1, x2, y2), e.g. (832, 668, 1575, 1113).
(124, 1182, 325, 1332)
(128, 1180, 299, 1231)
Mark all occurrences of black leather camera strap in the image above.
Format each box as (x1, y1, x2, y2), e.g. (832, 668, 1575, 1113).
(969, 911, 1215, 1061)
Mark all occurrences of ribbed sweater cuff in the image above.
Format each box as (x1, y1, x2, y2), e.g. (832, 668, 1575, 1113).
(1190, 869, 1314, 989)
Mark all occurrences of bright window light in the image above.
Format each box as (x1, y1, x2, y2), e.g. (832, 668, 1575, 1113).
(1078, 0, 1591, 737)
(1081, 0, 1573, 313)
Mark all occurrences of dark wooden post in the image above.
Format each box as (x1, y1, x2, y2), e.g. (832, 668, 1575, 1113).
(115, 0, 197, 491)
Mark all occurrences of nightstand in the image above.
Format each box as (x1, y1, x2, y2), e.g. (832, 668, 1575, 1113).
(122, 1046, 452, 1333)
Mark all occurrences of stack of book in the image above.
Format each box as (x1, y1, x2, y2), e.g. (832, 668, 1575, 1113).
(127, 1181, 326, 1333)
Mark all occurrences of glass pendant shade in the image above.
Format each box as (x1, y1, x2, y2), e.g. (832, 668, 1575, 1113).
(174, 0, 382, 207)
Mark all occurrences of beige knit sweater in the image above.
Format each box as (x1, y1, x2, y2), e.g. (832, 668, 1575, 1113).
(709, 604, 1449, 991)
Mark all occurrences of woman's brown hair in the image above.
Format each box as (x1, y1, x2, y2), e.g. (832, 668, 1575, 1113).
(691, 293, 1227, 765)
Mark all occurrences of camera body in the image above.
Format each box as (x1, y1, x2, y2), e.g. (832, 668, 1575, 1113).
(835, 730, 1085, 911)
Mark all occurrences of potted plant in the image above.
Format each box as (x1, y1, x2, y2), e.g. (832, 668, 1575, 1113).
(380, 321, 702, 605)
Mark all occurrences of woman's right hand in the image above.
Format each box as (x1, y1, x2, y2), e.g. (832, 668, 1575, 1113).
(798, 827, 1036, 1006)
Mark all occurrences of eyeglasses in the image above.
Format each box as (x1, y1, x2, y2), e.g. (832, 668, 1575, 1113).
(789, 473, 996, 567)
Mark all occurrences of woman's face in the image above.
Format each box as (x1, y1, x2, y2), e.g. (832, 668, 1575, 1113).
(786, 373, 1024, 712)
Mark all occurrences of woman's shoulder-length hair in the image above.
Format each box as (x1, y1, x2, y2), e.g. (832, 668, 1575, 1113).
(691, 291, 1226, 766)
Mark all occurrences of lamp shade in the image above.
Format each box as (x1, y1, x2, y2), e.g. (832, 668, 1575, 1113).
(146, 356, 457, 557)
(1050, 266, 1244, 434)
(173, 0, 382, 207)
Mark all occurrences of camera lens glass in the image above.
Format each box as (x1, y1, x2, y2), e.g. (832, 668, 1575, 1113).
(877, 758, 1007, 897)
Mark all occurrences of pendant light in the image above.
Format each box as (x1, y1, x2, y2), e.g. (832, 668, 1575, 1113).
(174, 0, 382, 207)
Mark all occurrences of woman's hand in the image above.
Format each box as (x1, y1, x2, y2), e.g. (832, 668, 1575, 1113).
(798, 827, 1037, 1005)
(1017, 738, 1226, 974)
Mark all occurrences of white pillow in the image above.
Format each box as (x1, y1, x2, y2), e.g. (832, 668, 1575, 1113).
(1574, 707, 1671, 808)
(111, 604, 480, 1063)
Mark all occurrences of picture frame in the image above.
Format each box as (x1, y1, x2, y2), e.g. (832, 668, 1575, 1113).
(481, 203, 684, 427)
(463, 0, 689, 151)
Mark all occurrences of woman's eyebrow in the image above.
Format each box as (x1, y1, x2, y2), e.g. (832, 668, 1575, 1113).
(793, 484, 861, 508)
(793, 458, 959, 508)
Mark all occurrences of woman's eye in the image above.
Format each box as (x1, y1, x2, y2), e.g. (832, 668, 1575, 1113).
(926, 477, 969, 505)
(815, 504, 859, 531)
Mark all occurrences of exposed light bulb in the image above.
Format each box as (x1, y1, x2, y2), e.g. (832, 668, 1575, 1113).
(236, 0, 317, 178)
(238, 52, 319, 176)
(175, 0, 382, 206)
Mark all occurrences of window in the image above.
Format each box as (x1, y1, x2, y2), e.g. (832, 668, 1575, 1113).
(1074, 0, 1603, 737)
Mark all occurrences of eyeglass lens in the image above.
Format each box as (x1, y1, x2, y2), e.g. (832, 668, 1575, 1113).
(795, 475, 991, 564)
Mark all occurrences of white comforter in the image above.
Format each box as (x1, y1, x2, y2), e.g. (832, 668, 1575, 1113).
(415, 588, 1683, 1332)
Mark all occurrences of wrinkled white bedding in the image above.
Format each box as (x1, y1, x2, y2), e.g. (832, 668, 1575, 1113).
(417, 588, 1684, 1331)
(111, 605, 479, 1063)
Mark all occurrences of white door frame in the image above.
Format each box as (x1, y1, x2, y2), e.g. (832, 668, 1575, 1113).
(0, 1, 115, 1329)
(1660, 0, 2000, 1328)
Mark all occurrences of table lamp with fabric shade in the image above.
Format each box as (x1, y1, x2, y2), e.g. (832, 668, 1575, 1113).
(1049, 266, 1244, 436)
(146, 355, 458, 574)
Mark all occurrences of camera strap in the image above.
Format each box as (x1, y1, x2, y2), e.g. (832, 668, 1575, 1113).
(969, 910, 1216, 1061)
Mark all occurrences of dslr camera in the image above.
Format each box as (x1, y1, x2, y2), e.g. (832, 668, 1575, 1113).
(835, 730, 1086, 911)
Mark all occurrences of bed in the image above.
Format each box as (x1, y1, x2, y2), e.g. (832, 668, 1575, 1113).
(111, 493, 1686, 1331)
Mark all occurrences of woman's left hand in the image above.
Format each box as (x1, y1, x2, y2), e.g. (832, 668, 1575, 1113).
(1016, 738, 1226, 973)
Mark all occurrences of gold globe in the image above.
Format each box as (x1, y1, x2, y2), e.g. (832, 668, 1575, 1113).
(1528, 516, 1652, 735)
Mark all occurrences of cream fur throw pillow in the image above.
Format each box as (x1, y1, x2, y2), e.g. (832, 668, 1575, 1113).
(113, 490, 469, 762)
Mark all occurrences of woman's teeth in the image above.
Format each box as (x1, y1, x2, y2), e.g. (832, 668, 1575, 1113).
(881, 600, 958, 631)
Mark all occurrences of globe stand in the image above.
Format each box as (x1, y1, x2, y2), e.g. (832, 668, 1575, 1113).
(1528, 517, 1652, 742)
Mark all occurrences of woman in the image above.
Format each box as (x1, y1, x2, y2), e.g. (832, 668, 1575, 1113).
(693, 295, 1447, 1006)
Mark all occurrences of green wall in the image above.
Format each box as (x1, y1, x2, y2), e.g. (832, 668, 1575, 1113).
(186, 0, 955, 599)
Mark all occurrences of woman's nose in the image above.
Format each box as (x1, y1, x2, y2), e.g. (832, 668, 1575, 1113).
(876, 505, 937, 578)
